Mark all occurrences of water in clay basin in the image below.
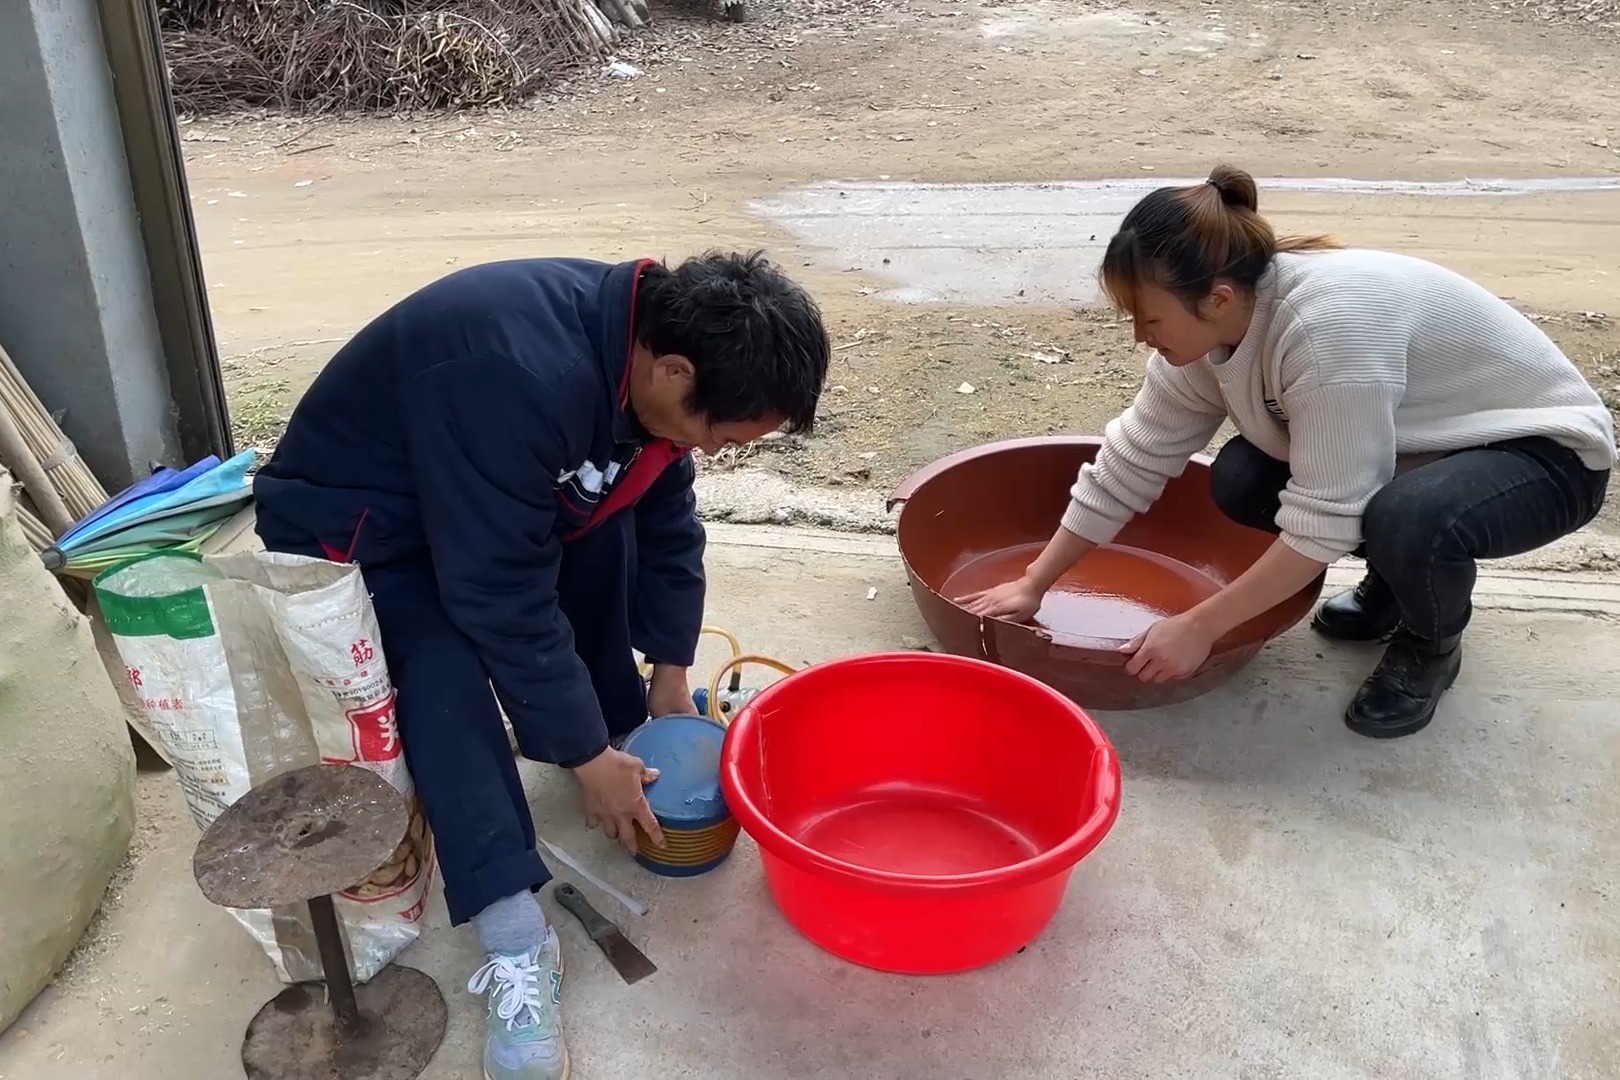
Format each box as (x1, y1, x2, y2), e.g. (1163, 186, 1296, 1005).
(942, 541, 1221, 643)
(752, 176, 1620, 306)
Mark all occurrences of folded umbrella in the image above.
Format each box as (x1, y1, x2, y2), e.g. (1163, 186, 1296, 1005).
(56, 450, 254, 550)
(44, 451, 256, 577)
(57, 455, 220, 545)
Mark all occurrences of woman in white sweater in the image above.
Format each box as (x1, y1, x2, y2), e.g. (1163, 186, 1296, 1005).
(965, 165, 1614, 738)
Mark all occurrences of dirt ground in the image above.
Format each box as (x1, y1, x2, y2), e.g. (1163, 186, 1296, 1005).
(183, 0, 1620, 509)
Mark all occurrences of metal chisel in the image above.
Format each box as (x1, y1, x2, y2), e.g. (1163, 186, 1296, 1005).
(554, 883, 658, 985)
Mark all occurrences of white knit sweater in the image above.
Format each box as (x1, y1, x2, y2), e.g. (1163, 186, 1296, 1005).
(1063, 249, 1617, 564)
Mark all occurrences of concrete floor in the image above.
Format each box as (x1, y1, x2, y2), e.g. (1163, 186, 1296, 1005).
(3, 524, 1619, 1079)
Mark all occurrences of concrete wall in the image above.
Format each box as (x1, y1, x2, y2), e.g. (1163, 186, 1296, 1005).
(0, 0, 182, 493)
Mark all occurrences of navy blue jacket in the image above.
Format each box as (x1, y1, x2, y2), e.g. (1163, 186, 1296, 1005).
(254, 258, 706, 766)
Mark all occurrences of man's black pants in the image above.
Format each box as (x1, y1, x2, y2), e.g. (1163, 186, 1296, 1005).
(267, 511, 648, 925)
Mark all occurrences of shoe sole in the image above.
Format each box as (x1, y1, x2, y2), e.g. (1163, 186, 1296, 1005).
(1309, 614, 1401, 644)
(1343, 661, 1461, 740)
(485, 1051, 569, 1080)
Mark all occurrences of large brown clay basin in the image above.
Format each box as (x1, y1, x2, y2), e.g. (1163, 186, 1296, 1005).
(888, 436, 1326, 711)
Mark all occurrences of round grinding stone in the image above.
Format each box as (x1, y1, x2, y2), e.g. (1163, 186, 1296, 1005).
(193, 764, 408, 910)
(622, 713, 731, 830)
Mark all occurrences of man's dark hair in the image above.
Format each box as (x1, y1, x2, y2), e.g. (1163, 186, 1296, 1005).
(634, 251, 830, 435)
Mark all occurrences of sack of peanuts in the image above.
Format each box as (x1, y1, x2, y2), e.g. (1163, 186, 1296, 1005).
(94, 550, 434, 984)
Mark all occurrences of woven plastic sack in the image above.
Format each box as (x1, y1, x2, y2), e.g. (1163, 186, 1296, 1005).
(93, 550, 434, 984)
(0, 476, 135, 1030)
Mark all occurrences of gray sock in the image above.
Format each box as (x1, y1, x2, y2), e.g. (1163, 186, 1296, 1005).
(473, 890, 549, 957)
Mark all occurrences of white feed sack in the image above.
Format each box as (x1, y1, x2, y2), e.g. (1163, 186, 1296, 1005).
(94, 550, 434, 984)
(0, 476, 136, 1031)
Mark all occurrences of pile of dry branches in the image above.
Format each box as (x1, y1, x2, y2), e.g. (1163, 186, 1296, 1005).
(161, 0, 619, 113)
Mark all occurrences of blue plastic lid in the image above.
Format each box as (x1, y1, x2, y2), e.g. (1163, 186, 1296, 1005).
(620, 713, 732, 829)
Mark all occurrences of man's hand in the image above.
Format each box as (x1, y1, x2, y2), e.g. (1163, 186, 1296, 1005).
(647, 663, 698, 718)
(573, 747, 665, 854)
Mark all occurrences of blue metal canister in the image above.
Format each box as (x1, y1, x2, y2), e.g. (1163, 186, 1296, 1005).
(621, 713, 739, 877)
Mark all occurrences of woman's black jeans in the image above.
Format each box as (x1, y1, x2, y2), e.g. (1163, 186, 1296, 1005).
(1209, 435, 1610, 641)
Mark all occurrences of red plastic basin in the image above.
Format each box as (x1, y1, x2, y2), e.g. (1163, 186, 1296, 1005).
(720, 652, 1121, 975)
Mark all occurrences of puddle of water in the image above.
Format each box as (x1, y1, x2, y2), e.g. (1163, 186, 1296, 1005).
(752, 177, 1620, 306)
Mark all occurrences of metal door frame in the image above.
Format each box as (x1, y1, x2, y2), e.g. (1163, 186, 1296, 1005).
(94, 0, 233, 465)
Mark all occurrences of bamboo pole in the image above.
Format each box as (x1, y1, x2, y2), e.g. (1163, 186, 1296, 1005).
(0, 342, 109, 521)
(15, 497, 54, 552)
(0, 405, 73, 536)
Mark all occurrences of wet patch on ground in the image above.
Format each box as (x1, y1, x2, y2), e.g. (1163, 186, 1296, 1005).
(753, 176, 1620, 306)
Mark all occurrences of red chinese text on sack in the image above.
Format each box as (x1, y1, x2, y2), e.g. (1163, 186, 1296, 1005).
(324, 692, 401, 765)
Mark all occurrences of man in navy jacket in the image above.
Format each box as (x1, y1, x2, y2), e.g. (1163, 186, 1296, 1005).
(253, 251, 828, 1080)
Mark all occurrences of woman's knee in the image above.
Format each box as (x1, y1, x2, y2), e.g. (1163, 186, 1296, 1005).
(1361, 476, 1448, 568)
(1209, 436, 1287, 531)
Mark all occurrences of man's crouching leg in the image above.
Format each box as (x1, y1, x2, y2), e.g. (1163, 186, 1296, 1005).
(364, 560, 570, 1080)
(557, 512, 652, 746)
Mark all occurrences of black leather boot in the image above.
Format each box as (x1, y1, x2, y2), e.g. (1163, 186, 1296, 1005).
(1345, 629, 1462, 739)
(1311, 570, 1401, 642)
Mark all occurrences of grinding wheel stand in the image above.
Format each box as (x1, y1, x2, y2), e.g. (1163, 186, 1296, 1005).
(192, 764, 448, 1080)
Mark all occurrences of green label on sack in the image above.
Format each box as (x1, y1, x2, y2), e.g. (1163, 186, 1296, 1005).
(93, 552, 218, 640)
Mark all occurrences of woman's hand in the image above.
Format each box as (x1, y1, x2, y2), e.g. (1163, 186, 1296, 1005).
(1120, 614, 1216, 683)
(962, 575, 1045, 622)
(961, 526, 1096, 622)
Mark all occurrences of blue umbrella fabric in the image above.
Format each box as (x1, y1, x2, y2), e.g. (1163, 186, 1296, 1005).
(46, 450, 256, 577)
